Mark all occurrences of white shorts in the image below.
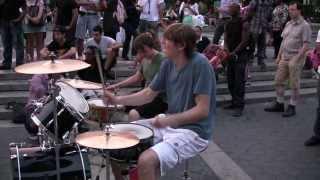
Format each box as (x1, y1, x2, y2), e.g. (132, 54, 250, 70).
(135, 119, 209, 176)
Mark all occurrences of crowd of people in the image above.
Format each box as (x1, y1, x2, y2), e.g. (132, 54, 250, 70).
(1, 0, 320, 179)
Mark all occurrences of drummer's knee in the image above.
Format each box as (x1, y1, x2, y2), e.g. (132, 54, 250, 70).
(128, 109, 141, 121)
(137, 149, 160, 172)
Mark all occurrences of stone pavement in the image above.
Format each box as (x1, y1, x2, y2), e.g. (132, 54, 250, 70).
(213, 97, 320, 180)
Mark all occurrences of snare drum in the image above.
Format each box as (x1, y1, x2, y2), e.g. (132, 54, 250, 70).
(31, 81, 89, 141)
(109, 123, 154, 163)
(9, 143, 91, 180)
(87, 98, 124, 123)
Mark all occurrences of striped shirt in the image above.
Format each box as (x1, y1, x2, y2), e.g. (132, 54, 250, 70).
(249, 0, 273, 34)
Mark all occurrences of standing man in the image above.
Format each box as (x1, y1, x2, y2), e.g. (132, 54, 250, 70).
(248, 0, 273, 71)
(212, 0, 239, 45)
(264, 1, 311, 117)
(224, 3, 250, 117)
(0, 0, 26, 70)
(136, 0, 165, 34)
(75, 0, 102, 57)
(105, 23, 216, 180)
(54, 0, 78, 42)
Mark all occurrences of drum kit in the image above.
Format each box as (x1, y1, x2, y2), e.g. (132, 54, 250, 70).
(10, 58, 154, 180)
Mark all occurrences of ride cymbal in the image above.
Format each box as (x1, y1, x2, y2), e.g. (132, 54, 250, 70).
(15, 60, 90, 74)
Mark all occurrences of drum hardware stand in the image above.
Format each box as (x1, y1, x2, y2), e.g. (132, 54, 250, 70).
(104, 125, 112, 180)
(48, 53, 62, 180)
(182, 160, 191, 180)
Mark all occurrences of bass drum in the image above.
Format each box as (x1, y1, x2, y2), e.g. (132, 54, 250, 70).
(10, 143, 91, 180)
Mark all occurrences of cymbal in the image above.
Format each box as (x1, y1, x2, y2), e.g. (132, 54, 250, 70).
(63, 79, 102, 89)
(76, 131, 139, 150)
(15, 60, 90, 74)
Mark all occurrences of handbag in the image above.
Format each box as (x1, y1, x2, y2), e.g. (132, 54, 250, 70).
(6, 102, 27, 124)
(27, 0, 46, 26)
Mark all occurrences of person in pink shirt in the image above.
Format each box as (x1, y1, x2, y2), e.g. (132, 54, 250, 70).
(307, 35, 320, 70)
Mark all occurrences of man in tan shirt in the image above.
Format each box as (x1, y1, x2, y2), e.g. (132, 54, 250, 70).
(264, 1, 311, 117)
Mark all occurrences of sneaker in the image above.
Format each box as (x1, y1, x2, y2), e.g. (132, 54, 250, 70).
(264, 101, 285, 112)
(304, 136, 320, 146)
(232, 108, 243, 117)
(260, 63, 267, 71)
(282, 104, 296, 117)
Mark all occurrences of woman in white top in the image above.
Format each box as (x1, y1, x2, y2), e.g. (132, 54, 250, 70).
(24, 0, 46, 62)
(179, 0, 199, 17)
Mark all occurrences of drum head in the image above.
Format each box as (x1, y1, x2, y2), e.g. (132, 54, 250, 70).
(88, 99, 107, 108)
(88, 98, 124, 110)
(56, 81, 89, 114)
(110, 123, 153, 140)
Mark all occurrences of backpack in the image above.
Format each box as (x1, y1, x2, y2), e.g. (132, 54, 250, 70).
(6, 102, 27, 124)
(113, 0, 127, 25)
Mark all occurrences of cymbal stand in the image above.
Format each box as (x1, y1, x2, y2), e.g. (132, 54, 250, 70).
(48, 53, 61, 180)
(104, 125, 112, 180)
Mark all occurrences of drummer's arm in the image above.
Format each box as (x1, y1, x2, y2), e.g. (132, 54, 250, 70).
(110, 71, 144, 89)
(106, 87, 158, 106)
(40, 47, 50, 59)
(59, 47, 77, 59)
(153, 94, 210, 128)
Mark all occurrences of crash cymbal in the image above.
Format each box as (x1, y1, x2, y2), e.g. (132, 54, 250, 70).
(15, 60, 90, 74)
(76, 131, 139, 150)
(63, 79, 102, 89)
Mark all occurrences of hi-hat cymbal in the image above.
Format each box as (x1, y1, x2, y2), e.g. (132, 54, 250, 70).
(63, 79, 102, 89)
(76, 131, 139, 150)
(15, 60, 91, 74)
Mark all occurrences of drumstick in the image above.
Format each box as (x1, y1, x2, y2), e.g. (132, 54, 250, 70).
(94, 49, 107, 94)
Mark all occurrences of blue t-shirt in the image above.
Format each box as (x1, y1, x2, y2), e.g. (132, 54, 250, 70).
(150, 52, 216, 140)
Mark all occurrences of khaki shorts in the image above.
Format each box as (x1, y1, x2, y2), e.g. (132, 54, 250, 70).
(275, 55, 305, 90)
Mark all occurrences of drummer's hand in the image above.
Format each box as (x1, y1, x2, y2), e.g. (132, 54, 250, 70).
(152, 114, 173, 128)
(103, 89, 117, 104)
(106, 84, 117, 91)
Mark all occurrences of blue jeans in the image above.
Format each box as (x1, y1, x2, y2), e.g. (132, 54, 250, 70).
(0, 20, 24, 67)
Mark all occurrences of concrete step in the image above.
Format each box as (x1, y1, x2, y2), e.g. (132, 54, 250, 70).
(114, 60, 279, 72)
(0, 91, 28, 105)
(217, 87, 317, 106)
(0, 70, 31, 81)
(218, 70, 313, 83)
(113, 61, 313, 81)
(216, 78, 317, 94)
(0, 80, 29, 91)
